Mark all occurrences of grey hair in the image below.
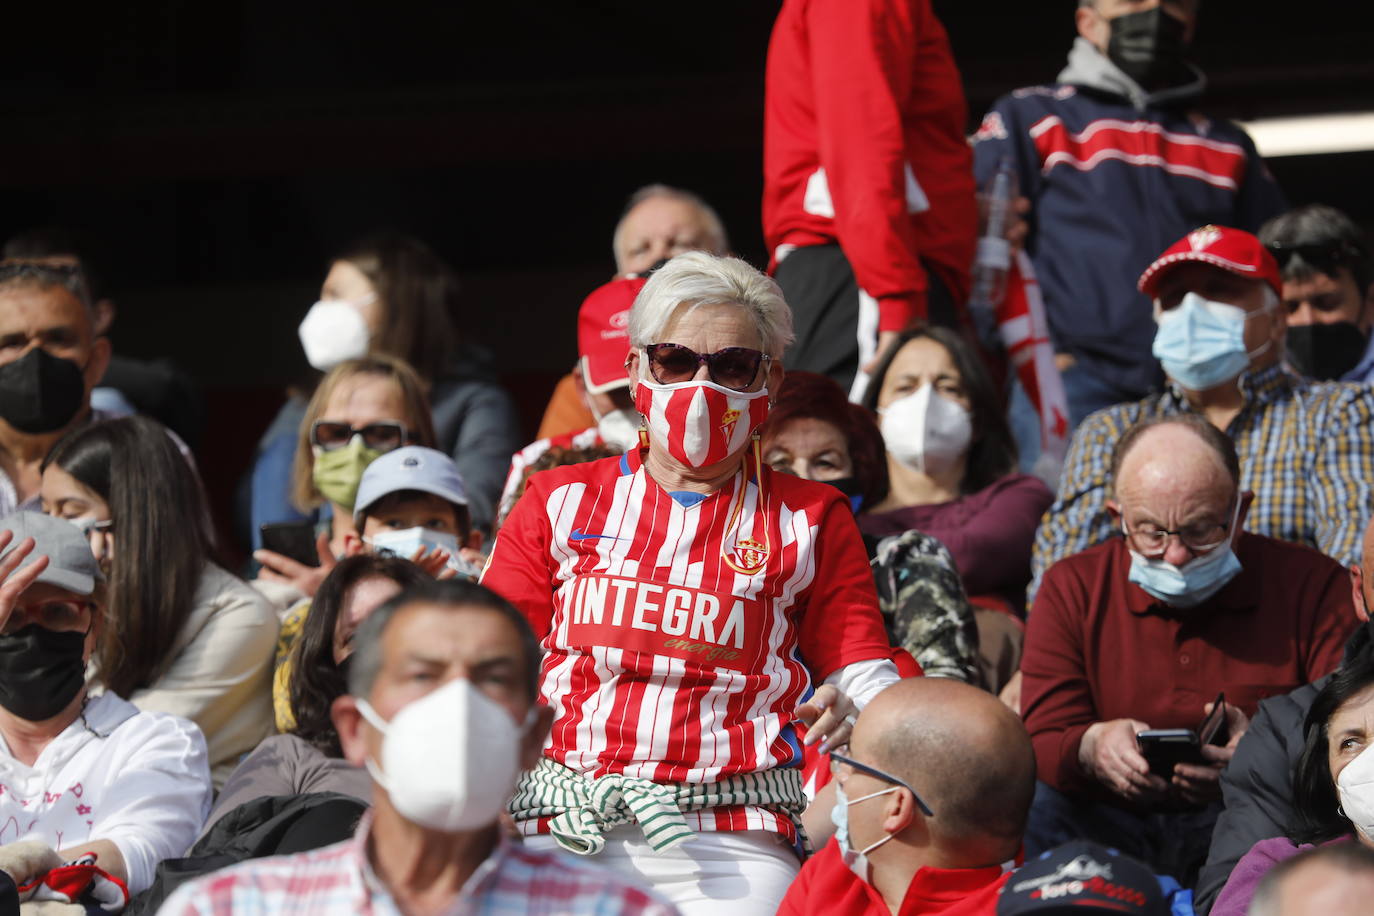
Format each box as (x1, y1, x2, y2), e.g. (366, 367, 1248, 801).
(612, 184, 730, 273)
(347, 578, 542, 701)
(627, 251, 795, 359)
(0, 262, 94, 315)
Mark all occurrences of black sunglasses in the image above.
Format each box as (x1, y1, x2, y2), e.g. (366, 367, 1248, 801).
(1265, 241, 1364, 278)
(310, 420, 409, 453)
(829, 750, 934, 817)
(645, 343, 769, 392)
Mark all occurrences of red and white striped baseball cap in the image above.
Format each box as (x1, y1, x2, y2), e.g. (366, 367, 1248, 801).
(1137, 225, 1283, 299)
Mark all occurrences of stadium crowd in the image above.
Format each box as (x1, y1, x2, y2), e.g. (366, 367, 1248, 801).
(0, 0, 1369, 914)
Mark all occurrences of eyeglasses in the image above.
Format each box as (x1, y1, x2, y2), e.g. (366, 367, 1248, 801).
(310, 420, 409, 453)
(1123, 517, 1232, 558)
(829, 747, 934, 817)
(645, 343, 769, 392)
(1266, 241, 1365, 278)
(2, 599, 94, 636)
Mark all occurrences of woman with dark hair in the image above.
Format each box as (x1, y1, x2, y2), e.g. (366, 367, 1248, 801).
(858, 324, 1053, 609)
(249, 231, 520, 543)
(760, 370, 889, 513)
(39, 416, 278, 787)
(206, 554, 428, 829)
(1211, 651, 1374, 915)
(760, 371, 979, 685)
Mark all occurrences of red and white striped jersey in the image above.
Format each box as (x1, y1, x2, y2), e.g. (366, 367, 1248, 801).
(482, 448, 891, 790)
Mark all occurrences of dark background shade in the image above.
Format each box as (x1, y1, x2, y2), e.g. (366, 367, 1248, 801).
(4, 0, 1371, 549)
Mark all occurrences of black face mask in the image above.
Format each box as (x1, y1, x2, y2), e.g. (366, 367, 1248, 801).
(1286, 322, 1370, 381)
(0, 624, 87, 721)
(823, 476, 866, 514)
(1106, 7, 1190, 89)
(0, 348, 87, 434)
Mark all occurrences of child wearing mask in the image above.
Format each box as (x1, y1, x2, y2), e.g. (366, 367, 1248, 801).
(346, 445, 483, 577)
(271, 446, 479, 730)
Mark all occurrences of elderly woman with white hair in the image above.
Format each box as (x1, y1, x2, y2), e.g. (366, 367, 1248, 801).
(483, 252, 898, 914)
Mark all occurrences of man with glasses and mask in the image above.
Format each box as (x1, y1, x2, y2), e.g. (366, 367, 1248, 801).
(972, 0, 1286, 473)
(778, 678, 1036, 916)
(1022, 415, 1356, 884)
(0, 512, 211, 904)
(162, 579, 676, 916)
(1260, 204, 1374, 384)
(1031, 226, 1374, 603)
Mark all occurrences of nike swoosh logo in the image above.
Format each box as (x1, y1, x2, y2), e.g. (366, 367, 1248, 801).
(570, 529, 626, 542)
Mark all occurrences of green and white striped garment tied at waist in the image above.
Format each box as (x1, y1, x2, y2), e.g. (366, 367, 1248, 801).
(509, 757, 811, 856)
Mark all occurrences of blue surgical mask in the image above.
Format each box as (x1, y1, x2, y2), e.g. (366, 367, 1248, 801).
(831, 781, 898, 880)
(1125, 502, 1243, 608)
(1152, 292, 1273, 391)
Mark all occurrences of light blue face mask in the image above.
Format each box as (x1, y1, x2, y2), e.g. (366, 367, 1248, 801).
(1124, 501, 1243, 608)
(1152, 292, 1273, 392)
(831, 781, 898, 880)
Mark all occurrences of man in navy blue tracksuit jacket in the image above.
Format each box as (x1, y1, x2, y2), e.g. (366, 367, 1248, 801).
(972, 0, 1286, 467)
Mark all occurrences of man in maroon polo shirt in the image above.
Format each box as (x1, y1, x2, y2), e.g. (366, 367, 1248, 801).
(1021, 413, 1356, 886)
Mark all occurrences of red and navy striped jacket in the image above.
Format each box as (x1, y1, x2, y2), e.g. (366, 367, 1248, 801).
(972, 46, 1286, 397)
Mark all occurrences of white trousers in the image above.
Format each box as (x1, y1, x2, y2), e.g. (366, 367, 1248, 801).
(525, 826, 800, 916)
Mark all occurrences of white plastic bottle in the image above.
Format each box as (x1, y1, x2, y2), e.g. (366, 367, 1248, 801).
(968, 157, 1018, 349)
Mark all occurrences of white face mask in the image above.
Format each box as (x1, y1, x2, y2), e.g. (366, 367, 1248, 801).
(830, 781, 898, 881)
(357, 678, 530, 832)
(595, 406, 641, 453)
(878, 384, 973, 475)
(298, 294, 376, 371)
(1338, 745, 1374, 842)
(365, 527, 479, 580)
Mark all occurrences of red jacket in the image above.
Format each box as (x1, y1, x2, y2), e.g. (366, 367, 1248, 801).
(763, 0, 977, 331)
(778, 838, 1009, 916)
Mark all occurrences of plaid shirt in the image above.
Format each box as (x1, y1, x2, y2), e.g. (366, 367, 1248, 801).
(158, 815, 679, 916)
(1031, 364, 1374, 602)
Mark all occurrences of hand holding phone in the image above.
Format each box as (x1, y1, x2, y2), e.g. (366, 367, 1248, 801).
(259, 522, 321, 568)
(1136, 692, 1228, 780)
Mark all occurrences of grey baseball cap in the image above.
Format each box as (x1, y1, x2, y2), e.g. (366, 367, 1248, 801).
(353, 446, 469, 523)
(0, 511, 104, 596)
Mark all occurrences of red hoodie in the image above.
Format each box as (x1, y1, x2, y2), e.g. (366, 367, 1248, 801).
(763, 0, 977, 331)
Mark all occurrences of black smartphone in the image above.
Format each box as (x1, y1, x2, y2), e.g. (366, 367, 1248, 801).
(1136, 729, 1203, 779)
(259, 522, 320, 568)
(1137, 692, 1227, 779)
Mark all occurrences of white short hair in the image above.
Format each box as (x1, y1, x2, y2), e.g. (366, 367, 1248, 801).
(628, 252, 794, 358)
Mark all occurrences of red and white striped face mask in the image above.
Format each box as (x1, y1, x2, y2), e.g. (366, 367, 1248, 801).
(634, 377, 770, 468)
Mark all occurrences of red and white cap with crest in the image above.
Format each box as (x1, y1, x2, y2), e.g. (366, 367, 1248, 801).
(1137, 225, 1283, 299)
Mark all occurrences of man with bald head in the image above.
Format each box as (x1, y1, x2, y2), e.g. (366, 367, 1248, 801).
(1021, 414, 1356, 885)
(612, 185, 729, 279)
(778, 678, 1035, 916)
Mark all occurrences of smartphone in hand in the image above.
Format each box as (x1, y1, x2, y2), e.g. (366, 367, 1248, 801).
(1136, 692, 1227, 780)
(259, 521, 320, 568)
